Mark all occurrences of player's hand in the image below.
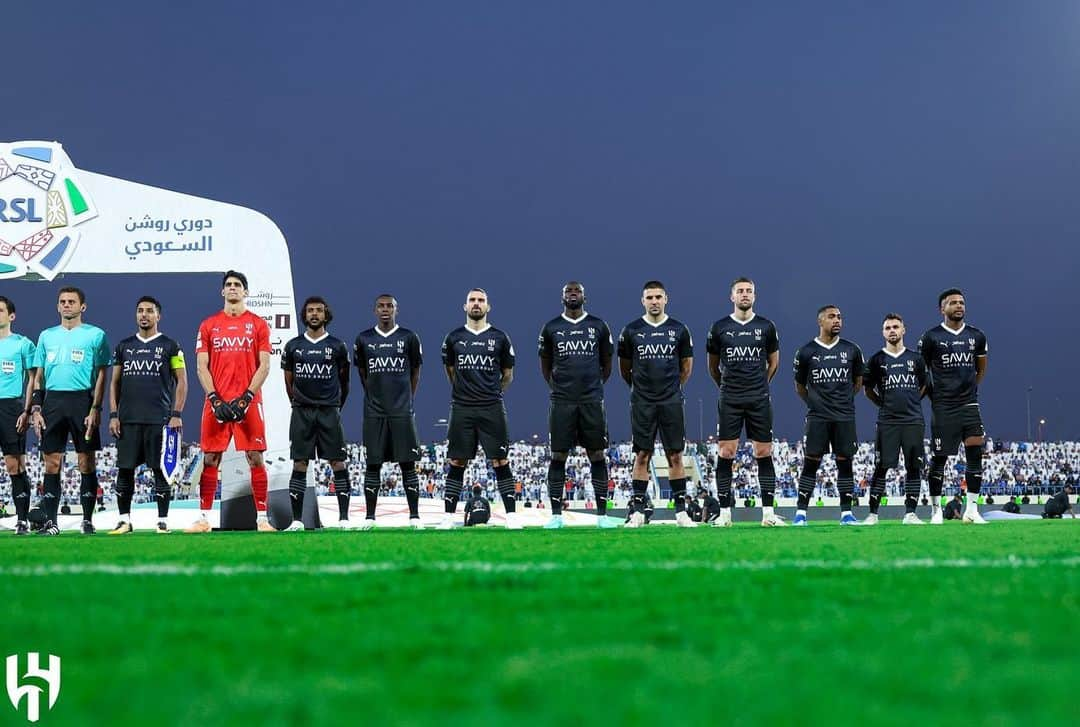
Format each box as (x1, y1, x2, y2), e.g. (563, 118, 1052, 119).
(15, 411, 28, 434)
(109, 415, 121, 438)
(30, 408, 45, 437)
(208, 392, 235, 423)
(228, 391, 255, 421)
(167, 415, 183, 430)
(84, 409, 101, 434)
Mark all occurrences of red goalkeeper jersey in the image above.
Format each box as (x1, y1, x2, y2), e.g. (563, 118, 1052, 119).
(195, 310, 271, 401)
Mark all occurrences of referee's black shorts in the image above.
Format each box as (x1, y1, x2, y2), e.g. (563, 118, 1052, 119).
(447, 402, 509, 461)
(875, 422, 925, 471)
(0, 397, 27, 456)
(116, 421, 164, 469)
(290, 405, 347, 461)
(548, 401, 608, 453)
(42, 390, 100, 454)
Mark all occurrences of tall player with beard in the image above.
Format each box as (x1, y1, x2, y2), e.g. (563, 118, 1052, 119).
(538, 281, 616, 529)
(439, 288, 519, 530)
(107, 296, 187, 534)
(282, 297, 351, 531)
(918, 289, 989, 525)
(618, 281, 695, 528)
(792, 305, 864, 526)
(186, 271, 273, 533)
(705, 277, 783, 527)
(863, 314, 928, 525)
(354, 294, 424, 529)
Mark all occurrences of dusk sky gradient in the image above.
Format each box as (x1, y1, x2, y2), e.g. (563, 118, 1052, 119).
(5, 1, 1079, 443)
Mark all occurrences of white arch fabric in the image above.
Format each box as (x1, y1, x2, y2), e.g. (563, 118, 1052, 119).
(1, 140, 298, 529)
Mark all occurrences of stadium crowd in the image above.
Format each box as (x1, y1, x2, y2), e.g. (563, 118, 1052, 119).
(1, 438, 1076, 512)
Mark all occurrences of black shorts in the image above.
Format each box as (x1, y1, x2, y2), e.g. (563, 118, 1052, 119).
(931, 405, 985, 456)
(41, 390, 100, 454)
(804, 418, 857, 458)
(362, 413, 420, 465)
(549, 401, 609, 453)
(291, 406, 347, 461)
(717, 396, 773, 442)
(631, 399, 685, 454)
(875, 422, 925, 471)
(116, 422, 164, 469)
(447, 402, 509, 461)
(0, 397, 27, 456)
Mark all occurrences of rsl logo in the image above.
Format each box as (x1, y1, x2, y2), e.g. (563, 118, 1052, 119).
(6, 652, 61, 722)
(0, 142, 98, 281)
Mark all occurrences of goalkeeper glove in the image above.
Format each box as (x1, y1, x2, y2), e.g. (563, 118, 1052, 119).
(208, 392, 235, 423)
(228, 390, 255, 421)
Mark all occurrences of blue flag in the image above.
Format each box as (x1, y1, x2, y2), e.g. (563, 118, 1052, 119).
(160, 426, 183, 484)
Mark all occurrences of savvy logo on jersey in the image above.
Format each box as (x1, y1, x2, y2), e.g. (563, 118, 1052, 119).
(294, 361, 336, 378)
(5, 653, 60, 723)
(0, 142, 97, 281)
(458, 353, 497, 369)
(725, 345, 763, 360)
(122, 358, 165, 375)
(636, 343, 677, 359)
(556, 339, 598, 356)
(366, 355, 408, 373)
(882, 373, 919, 390)
(811, 366, 850, 384)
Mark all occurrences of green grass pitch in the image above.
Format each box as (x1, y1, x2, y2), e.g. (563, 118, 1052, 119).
(2, 522, 1077, 726)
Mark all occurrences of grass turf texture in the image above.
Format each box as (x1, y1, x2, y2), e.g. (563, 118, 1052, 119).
(2, 523, 1077, 726)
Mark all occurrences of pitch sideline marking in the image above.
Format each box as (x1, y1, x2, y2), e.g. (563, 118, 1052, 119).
(1, 555, 1078, 577)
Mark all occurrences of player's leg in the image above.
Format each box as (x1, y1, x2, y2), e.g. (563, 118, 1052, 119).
(867, 425, 897, 525)
(37, 391, 73, 531)
(189, 400, 230, 532)
(479, 403, 519, 528)
(714, 399, 740, 526)
(795, 420, 827, 525)
(961, 409, 988, 525)
(1, 399, 31, 533)
(232, 403, 272, 530)
(659, 402, 693, 527)
(628, 401, 658, 528)
(902, 427, 926, 524)
(440, 405, 475, 527)
(577, 401, 614, 526)
(68, 392, 102, 534)
(287, 406, 316, 529)
(746, 399, 782, 526)
(389, 415, 423, 526)
(545, 402, 573, 526)
(928, 409, 958, 525)
(109, 422, 143, 534)
(834, 422, 859, 525)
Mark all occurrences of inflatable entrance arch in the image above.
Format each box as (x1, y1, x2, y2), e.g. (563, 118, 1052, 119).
(0, 140, 303, 529)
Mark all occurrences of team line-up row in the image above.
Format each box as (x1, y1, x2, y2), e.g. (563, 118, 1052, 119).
(0, 274, 989, 534)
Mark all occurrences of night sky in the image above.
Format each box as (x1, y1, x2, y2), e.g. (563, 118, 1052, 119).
(5, 1, 1079, 442)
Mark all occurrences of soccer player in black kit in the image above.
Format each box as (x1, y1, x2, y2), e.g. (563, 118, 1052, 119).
(792, 305, 864, 526)
(918, 288, 989, 525)
(538, 281, 616, 529)
(863, 313, 928, 525)
(107, 296, 187, 534)
(617, 281, 695, 528)
(439, 288, 519, 529)
(281, 297, 351, 531)
(354, 294, 424, 529)
(705, 277, 783, 527)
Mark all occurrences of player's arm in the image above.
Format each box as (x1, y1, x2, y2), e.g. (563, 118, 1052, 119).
(766, 350, 779, 383)
(29, 368, 45, 434)
(793, 348, 809, 402)
(679, 356, 693, 386)
(707, 353, 722, 389)
(975, 354, 987, 385)
(851, 347, 864, 393)
(16, 367, 36, 434)
(85, 365, 106, 432)
(108, 363, 123, 437)
(618, 356, 632, 387)
(444, 365, 456, 386)
(539, 353, 553, 389)
(617, 327, 632, 387)
(337, 347, 351, 408)
(247, 352, 271, 394)
(600, 323, 614, 383)
(538, 327, 553, 388)
(171, 359, 187, 429)
(501, 367, 514, 391)
(441, 334, 455, 386)
(863, 382, 882, 406)
(354, 342, 369, 391)
(283, 368, 295, 403)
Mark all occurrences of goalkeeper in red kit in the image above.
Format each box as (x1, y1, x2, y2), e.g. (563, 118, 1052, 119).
(185, 270, 274, 532)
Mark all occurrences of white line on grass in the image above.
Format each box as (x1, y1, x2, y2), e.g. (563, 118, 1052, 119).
(1, 556, 1078, 577)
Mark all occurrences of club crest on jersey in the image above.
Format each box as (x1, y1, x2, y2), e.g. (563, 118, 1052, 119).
(487, 339, 495, 351)
(840, 351, 848, 361)
(155, 346, 163, 358)
(968, 338, 975, 347)
(588, 327, 596, 338)
(244, 322, 254, 334)
(397, 340, 405, 352)
(907, 360, 914, 371)
(0, 141, 99, 281)
(668, 329, 676, 339)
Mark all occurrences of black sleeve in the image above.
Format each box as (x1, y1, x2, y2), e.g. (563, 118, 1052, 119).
(976, 330, 988, 356)
(500, 333, 516, 369)
(863, 353, 880, 391)
(409, 332, 423, 367)
(441, 333, 454, 367)
(280, 341, 293, 371)
(678, 324, 693, 359)
(705, 322, 721, 355)
(600, 322, 614, 361)
(852, 344, 865, 381)
(617, 327, 632, 359)
(793, 347, 808, 385)
(537, 323, 552, 359)
(766, 322, 779, 355)
(354, 336, 368, 372)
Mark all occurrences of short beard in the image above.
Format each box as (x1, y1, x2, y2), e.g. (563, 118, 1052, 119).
(563, 298, 583, 310)
(467, 310, 485, 321)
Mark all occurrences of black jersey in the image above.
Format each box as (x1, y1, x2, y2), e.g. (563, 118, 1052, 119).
(705, 314, 779, 403)
(793, 338, 864, 422)
(441, 325, 515, 406)
(864, 348, 927, 424)
(114, 334, 184, 424)
(918, 323, 988, 408)
(282, 333, 350, 407)
(617, 316, 693, 404)
(354, 326, 422, 416)
(537, 313, 613, 403)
